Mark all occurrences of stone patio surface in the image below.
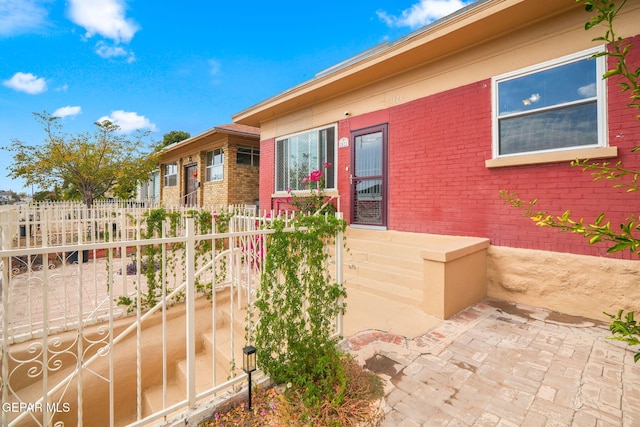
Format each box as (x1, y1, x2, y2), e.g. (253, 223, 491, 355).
(342, 298, 640, 427)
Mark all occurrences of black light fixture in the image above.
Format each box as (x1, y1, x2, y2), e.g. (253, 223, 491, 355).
(242, 345, 257, 411)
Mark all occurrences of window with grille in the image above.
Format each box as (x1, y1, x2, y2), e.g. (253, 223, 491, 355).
(237, 146, 260, 166)
(493, 47, 607, 158)
(206, 149, 224, 181)
(164, 163, 177, 187)
(275, 125, 336, 192)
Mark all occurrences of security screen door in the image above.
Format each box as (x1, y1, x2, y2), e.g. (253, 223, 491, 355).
(184, 164, 198, 206)
(351, 124, 387, 226)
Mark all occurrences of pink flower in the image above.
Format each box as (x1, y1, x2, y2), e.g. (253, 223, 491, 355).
(301, 177, 309, 184)
(323, 162, 332, 169)
(309, 170, 322, 182)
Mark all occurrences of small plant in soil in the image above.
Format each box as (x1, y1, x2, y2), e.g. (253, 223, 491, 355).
(199, 353, 385, 427)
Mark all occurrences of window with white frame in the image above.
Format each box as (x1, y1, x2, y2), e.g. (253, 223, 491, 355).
(275, 124, 336, 192)
(164, 163, 177, 187)
(237, 146, 260, 166)
(493, 47, 607, 158)
(206, 149, 224, 181)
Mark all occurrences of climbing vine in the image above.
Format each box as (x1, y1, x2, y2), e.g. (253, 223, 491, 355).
(254, 212, 348, 409)
(117, 207, 235, 310)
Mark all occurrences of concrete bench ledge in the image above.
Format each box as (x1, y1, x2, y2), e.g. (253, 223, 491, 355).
(420, 236, 490, 263)
(418, 236, 491, 320)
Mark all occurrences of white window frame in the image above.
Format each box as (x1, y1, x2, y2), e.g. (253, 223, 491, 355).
(492, 47, 607, 160)
(164, 163, 177, 187)
(275, 124, 337, 193)
(206, 148, 224, 182)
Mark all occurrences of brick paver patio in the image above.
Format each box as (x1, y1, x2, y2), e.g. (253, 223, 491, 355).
(343, 298, 640, 427)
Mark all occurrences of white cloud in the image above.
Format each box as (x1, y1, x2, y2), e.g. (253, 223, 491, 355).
(377, 0, 473, 29)
(98, 110, 157, 134)
(67, 0, 138, 43)
(209, 59, 221, 77)
(53, 105, 82, 118)
(0, 0, 50, 37)
(578, 83, 597, 98)
(55, 84, 69, 92)
(96, 41, 135, 62)
(3, 72, 47, 94)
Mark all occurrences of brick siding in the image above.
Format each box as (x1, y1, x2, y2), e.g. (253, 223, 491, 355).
(259, 36, 640, 259)
(161, 137, 259, 208)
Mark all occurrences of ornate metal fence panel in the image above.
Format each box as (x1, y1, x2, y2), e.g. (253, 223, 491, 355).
(0, 203, 343, 426)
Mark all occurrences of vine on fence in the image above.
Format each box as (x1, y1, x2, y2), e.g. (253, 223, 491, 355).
(117, 207, 234, 310)
(254, 212, 348, 409)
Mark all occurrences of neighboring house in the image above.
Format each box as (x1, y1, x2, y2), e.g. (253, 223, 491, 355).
(137, 171, 160, 203)
(0, 191, 14, 205)
(159, 124, 260, 207)
(233, 0, 640, 320)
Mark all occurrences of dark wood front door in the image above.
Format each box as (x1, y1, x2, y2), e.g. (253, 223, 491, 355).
(351, 124, 388, 226)
(184, 163, 198, 206)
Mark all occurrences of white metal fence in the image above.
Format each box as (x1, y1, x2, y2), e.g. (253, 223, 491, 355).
(0, 202, 344, 426)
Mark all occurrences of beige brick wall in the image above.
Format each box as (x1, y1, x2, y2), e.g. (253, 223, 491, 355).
(160, 162, 182, 206)
(226, 141, 260, 206)
(160, 135, 259, 208)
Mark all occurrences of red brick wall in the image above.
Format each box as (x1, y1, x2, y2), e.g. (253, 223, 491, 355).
(379, 72, 640, 259)
(259, 36, 640, 258)
(259, 138, 275, 212)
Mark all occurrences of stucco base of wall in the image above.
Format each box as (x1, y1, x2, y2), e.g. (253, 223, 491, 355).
(422, 239, 490, 319)
(487, 246, 640, 322)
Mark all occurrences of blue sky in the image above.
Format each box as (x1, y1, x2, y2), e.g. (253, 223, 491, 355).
(0, 0, 475, 195)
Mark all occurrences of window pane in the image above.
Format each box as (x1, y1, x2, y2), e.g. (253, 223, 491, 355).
(206, 150, 224, 181)
(355, 131, 383, 177)
(276, 140, 287, 191)
(276, 126, 336, 192)
(237, 146, 259, 166)
(164, 163, 177, 187)
(499, 102, 598, 155)
(498, 58, 597, 116)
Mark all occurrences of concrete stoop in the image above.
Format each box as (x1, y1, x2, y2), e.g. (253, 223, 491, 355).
(343, 227, 490, 320)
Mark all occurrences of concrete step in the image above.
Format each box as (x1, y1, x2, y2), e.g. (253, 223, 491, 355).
(205, 327, 245, 377)
(142, 382, 184, 420)
(354, 250, 423, 272)
(345, 238, 425, 260)
(341, 229, 427, 309)
(347, 275, 422, 307)
(175, 353, 212, 393)
(141, 291, 249, 419)
(346, 227, 458, 246)
(346, 262, 421, 289)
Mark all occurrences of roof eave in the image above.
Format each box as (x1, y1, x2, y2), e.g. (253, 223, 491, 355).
(232, 0, 578, 128)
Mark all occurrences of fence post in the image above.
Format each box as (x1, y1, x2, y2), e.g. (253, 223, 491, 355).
(335, 212, 344, 336)
(1, 257, 9, 427)
(185, 218, 196, 408)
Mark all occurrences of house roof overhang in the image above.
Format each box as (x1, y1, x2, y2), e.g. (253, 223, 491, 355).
(232, 0, 578, 128)
(160, 123, 260, 161)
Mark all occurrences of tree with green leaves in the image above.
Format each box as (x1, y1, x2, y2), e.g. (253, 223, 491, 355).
(5, 112, 160, 207)
(161, 130, 191, 148)
(501, 0, 640, 361)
